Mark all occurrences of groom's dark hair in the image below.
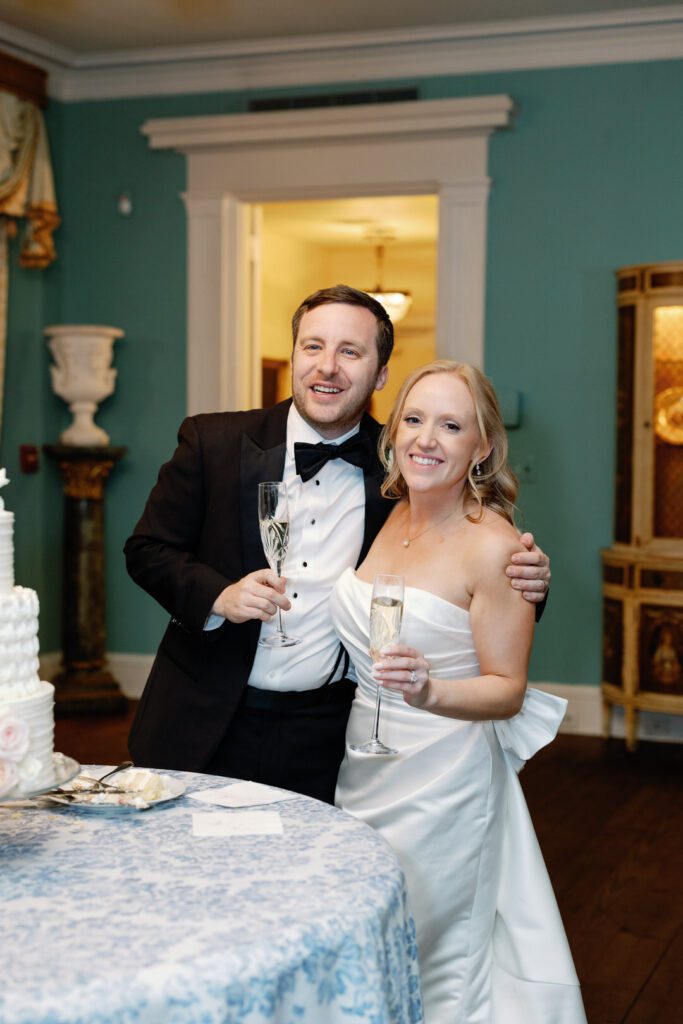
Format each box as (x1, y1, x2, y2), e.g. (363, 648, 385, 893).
(291, 284, 394, 368)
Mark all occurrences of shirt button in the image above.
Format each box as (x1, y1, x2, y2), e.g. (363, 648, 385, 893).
(316, 480, 320, 486)
(293, 593, 298, 598)
(303, 562, 308, 568)
(310, 519, 316, 525)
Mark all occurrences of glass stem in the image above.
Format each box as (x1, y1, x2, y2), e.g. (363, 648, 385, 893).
(275, 558, 284, 635)
(371, 683, 383, 742)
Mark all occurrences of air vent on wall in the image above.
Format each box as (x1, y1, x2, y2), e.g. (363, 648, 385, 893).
(248, 88, 418, 113)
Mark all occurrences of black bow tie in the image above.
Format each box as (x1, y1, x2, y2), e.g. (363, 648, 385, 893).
(294, 434, 373, 482)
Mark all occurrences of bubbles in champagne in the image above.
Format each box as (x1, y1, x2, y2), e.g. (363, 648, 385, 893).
(260, 519, 289, 572)
(369, 596, 403, 662)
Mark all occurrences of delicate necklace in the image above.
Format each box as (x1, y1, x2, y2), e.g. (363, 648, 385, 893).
(402, 507, 463, 548)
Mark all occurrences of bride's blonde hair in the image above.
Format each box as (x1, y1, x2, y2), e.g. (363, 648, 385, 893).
(379, 360, 518, 524)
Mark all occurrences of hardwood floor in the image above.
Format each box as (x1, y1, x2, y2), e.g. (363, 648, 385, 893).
(55, 707, 683, 1024)
(55, 703, 135, 767)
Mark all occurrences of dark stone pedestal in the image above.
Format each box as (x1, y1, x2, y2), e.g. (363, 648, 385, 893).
(44, 444, 127, 716)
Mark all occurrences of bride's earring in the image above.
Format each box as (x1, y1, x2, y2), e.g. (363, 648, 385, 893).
(473, 462, 483, 478)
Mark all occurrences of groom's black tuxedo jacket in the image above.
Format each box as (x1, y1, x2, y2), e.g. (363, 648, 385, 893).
(124, 399, 390, 772)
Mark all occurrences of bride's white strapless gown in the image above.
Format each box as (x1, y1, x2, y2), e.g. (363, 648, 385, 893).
(332, 568, 587, 1024)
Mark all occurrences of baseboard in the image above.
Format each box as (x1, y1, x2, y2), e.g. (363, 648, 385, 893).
(40, 651, 154, 701)
(106, 653, 155, 699)
(533, 682, 602, 735)
(39, 652, 683, 743)
(534, 681, 683, 744)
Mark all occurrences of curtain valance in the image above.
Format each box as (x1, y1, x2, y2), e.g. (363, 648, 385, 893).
(0, 89, 59, 267)
(0, 85, 60, 439)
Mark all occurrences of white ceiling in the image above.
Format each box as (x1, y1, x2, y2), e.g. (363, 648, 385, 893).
(0, 0, 678, 55)
(262, 196, 439, 247)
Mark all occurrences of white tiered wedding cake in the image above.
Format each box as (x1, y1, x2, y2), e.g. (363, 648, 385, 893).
(0, 469, 55, 797)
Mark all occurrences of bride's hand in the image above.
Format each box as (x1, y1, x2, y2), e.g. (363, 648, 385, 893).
(372, 644, 432, 709)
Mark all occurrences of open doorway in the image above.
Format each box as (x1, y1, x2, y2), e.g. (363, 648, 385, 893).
(257, 194, 438, 422)
(145, 95, 510, 415)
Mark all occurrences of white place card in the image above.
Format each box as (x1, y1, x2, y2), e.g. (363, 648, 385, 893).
(189, 781, 297, 808)
(191, 811, 283, 837)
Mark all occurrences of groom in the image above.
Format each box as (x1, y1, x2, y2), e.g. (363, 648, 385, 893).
(125, 284, 549, 802)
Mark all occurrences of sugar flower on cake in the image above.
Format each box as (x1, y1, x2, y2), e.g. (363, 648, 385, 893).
(0, 757, 20, 798)
(0, 714, 30, 762)
(18, 755, 42, 786)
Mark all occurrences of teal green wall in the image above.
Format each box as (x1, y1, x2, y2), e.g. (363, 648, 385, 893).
(5, 59, 683, 682)
(463, 61, 683, 683)
(2, 243, 50, 583)
(1, 194, 63, 649)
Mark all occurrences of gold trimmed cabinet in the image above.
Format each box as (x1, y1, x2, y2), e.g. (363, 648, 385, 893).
(603, 264, 683, 749)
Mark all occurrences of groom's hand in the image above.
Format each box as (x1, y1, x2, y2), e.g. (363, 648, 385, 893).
(505, 532, 550, 604)
(212, 569, 291, 624)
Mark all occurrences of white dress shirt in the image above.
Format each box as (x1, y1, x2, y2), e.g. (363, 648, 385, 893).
(207, 403, 367, 691)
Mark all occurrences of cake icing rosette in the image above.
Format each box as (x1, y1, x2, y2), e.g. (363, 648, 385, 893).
(0, 712, 30, 797)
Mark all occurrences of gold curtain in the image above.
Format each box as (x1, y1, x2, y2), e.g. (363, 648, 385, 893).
(0, 88, 60, 438)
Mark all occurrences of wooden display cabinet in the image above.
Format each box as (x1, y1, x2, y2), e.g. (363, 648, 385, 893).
(602, 264, 683, 749)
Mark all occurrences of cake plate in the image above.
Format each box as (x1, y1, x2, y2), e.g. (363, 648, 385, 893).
(0, 752, 80, 803)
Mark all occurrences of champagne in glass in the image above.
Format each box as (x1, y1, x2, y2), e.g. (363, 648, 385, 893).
(260, 518, 289, 573)
(369, 595, 403, 662)
(351, 573, 403, 755)
(257, 482, 301, 648)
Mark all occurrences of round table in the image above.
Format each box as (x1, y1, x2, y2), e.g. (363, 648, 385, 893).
(1, 769, 423, 1023)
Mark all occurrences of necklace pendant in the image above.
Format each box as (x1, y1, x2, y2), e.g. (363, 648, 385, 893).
(403, 538, 410, 548)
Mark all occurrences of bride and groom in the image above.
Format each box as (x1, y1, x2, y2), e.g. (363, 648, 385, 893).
(125, 284, 586, 1021)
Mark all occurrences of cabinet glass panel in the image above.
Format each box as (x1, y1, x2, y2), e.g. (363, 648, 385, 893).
(653, 305, 683, 538)
(638, 605, 683, 694)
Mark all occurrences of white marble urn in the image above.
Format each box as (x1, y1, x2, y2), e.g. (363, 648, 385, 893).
(45, 324, 124, 446)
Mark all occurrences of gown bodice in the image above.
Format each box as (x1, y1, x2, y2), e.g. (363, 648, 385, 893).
(331, 567, 479, 703)
(331, 567, 570, 770)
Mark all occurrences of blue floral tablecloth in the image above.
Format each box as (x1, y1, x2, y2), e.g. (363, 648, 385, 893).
(1, 769, 423, 1024)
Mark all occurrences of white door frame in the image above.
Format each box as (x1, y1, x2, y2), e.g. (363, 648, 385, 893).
(143, 95, 513, 415)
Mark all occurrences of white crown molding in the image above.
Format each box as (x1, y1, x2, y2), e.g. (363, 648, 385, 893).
(1, 6, 682, 103)
(0, 19, 74, 69)
(142, 96, 513, 152)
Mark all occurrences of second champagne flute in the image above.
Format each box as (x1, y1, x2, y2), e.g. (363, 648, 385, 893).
(351, 572, 404, 755)
(258, 481, 301, 648)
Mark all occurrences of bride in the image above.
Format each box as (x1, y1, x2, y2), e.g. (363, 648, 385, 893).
(332, 361, 587, 1023)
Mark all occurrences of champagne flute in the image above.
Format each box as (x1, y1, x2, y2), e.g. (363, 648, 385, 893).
(351, 573, 403, 755)
(257, 482, 302, 648)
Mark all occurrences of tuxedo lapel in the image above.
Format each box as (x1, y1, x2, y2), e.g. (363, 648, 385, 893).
(239, 401, 291, 575)
(240, 435, 287, 575)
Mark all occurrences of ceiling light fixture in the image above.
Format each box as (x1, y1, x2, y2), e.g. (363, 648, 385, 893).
(366, 242, 412, 324)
